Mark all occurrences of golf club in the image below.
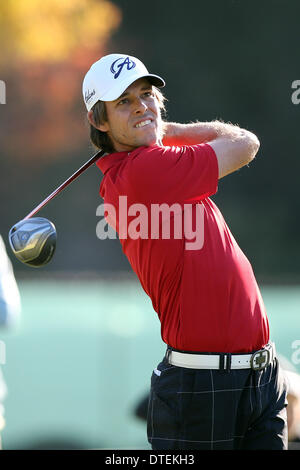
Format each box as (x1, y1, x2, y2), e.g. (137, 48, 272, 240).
(8, 149, 104, 267)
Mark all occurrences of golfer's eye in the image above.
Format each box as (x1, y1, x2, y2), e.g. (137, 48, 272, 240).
(117, 98, 129, 105)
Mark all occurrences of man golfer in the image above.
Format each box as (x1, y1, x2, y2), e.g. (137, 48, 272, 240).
(83, 54, 288, 450)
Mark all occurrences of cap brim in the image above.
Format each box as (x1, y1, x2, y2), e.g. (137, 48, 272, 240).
(100, 73, 165, 102)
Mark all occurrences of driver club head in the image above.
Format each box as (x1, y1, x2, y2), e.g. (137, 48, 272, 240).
(8, 217, 57, 268)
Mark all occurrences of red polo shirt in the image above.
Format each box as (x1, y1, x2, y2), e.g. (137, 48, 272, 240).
(97, 144, 269, 353)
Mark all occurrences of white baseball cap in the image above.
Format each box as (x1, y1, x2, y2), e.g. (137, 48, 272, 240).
(82, 53, 165, 111)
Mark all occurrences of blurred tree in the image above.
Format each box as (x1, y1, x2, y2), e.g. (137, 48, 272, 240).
(0, 0, 121, 160)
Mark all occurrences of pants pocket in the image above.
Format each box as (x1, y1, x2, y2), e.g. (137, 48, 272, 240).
(147, 387, 179, 450)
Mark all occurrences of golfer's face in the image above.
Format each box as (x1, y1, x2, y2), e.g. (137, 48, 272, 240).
(100, 78, 163, 152)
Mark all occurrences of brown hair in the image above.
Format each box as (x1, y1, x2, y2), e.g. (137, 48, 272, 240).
(89, 86, 166, 153)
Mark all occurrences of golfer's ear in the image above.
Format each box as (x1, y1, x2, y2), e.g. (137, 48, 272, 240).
(87, 111, 109, 132)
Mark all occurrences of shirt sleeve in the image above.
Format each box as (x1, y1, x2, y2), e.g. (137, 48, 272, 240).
(128, 143, 219, 205)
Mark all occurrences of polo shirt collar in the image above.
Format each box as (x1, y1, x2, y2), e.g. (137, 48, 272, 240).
(96, 146, 147, 174)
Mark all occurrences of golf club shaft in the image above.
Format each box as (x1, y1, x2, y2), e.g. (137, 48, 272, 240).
(24, 150, 104, 220)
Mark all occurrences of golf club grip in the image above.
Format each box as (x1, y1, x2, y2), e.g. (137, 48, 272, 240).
(24, 150, 105, 219)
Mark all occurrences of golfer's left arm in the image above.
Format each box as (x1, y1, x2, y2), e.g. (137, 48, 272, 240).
(162, 121, 260, 179)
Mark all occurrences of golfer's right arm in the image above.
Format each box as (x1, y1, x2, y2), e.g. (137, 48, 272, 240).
(163, 121, 260, 179)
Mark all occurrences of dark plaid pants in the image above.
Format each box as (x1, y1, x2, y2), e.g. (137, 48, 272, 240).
(147, 354, 288, 450)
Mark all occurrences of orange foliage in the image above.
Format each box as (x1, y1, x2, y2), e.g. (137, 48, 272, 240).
(0, 0, 122, 160)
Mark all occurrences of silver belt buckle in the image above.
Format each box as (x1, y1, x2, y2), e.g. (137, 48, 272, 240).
(250, 345, 272, 371)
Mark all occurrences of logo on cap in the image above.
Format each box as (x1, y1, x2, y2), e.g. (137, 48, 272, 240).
(85, 89, 96, 104)
(110, 57, 136, 79)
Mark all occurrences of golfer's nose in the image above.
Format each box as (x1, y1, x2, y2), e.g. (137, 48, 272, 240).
(134, 98, 148, 114)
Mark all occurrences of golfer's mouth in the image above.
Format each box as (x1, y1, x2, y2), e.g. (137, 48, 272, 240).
(134, 119, 154, 129)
